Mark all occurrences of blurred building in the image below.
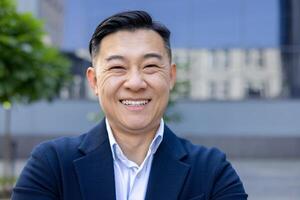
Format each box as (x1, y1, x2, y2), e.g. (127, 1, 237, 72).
(280, 0, 300, 97)
(60, 51, 91, 100)
(68, 47, 283, 101)
(174, 48, 282, 100)
(58, 0, 282, 101)
(15, 0, 282, 101)
(16, 0, 65, 47)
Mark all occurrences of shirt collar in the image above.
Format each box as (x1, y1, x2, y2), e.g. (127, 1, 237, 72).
(106, 118, 164, 162)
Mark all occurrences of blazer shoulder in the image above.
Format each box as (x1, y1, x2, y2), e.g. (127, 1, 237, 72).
(179, 137, 225, 159)
(31, 133, 87, 162)
(30, 120, 106, 164)
(177, 137, 228, 170)
(13, 133, 89, 200)
(176, 137, 248, 199)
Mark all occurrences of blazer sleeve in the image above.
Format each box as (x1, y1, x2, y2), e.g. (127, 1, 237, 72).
(210, 150, 248, 200)
(11, 142, 60, 200)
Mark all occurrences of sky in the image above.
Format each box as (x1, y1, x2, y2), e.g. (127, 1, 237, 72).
(62, 0, 280, 51)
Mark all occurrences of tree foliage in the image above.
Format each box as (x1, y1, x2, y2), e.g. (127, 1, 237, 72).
(0, 0, 71, 104)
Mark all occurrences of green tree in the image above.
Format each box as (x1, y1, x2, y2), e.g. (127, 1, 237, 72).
(0, 0, 71, 183)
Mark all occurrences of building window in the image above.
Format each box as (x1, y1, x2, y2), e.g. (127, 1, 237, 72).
(209, 81, 217, 98)
(207, 50, 214, 68)
(246, 81, 267, 98)
(211, 49, 230, 69)
(257, 49, 264, 68)
(245, 49, 265, 68)
(244, 49, 251, 66)
(223, 80, 230, 98)
(224, 49, 230, 68)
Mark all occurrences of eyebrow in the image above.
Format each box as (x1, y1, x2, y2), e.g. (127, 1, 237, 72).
(106, 55, 125, 62)
(143, 53, 163, 60)
(105, 53, 163, 62)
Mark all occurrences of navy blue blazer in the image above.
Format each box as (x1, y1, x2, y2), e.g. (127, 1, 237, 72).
(12, 119, 247, 200)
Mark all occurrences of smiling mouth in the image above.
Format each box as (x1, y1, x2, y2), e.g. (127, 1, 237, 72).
(120, 99, 151, 106)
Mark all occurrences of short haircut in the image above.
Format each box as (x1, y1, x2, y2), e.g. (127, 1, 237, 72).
(89, 10, 172, 63)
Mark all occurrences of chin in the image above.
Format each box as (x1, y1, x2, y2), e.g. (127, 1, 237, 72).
(126, 122, 148, 130)
(123, 121, 152, 131)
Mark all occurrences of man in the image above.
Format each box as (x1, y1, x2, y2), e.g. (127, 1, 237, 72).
(12, 11, 247, 200)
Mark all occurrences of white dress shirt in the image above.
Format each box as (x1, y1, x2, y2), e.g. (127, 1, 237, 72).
(106, 119, 164, 200)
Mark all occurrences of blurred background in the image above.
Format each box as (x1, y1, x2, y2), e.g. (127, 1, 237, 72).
(0, 0, 300, 199)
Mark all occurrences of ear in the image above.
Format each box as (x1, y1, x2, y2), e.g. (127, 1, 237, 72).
(86, 67, 98, 95)
(169, 63, 177, 90)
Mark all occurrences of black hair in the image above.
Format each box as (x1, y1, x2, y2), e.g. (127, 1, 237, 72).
(89, 10, 172, 62)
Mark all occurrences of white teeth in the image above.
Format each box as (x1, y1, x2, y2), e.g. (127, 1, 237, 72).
(121, 100, 149, 106)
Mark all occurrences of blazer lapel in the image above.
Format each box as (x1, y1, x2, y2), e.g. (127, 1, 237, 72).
(145, 125, 190, 200)
(73, 120, 116, 200)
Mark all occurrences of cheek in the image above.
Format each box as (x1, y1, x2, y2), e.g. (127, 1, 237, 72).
(147, 72, 172, 90)
(97, 75, 124, 97)
(97, 78, 118, 112)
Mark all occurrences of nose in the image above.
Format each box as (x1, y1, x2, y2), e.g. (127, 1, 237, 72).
(124, 70, 147, 91)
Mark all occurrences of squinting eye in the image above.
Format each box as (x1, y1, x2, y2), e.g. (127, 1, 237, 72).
(110, 66, 125, 70)
(144, 65, 158, 69)
(143, 65, 159, 73)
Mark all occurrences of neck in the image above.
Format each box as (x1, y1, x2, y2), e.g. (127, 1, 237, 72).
(111, 127, 158, 166)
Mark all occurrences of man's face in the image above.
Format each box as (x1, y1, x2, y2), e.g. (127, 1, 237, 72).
(87, 29, 176, 135)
